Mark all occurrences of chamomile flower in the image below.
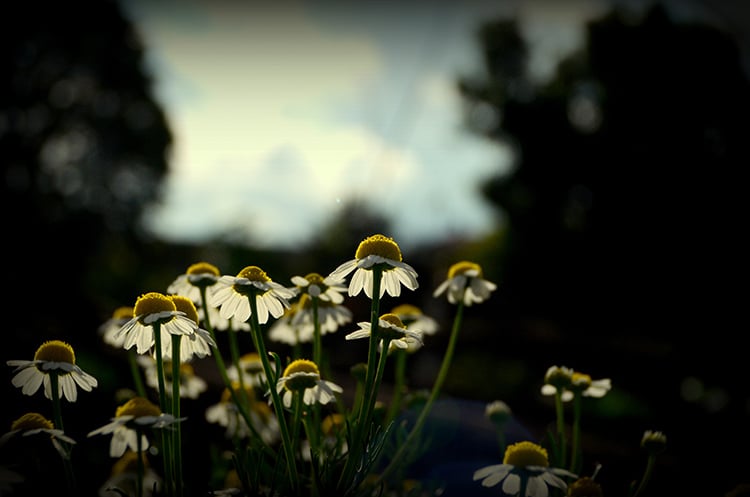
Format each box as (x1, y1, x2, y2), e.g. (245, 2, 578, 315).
(275, 359, 343, 408)
(88, 396, 182, 458)
(99, 306, 134, 348)
(137, 355, 207, 399)
(226, 352, 272, 388)
(473, 441, 576, 497)
(114, 292, 201, 355)
(540, 368, 610, 402)
(330, 234, 418, 298)
(7, 340, 98, 402)
(346, 314, 424, 352)
(205, 383, 280, 444)
(203, 303, 251, 333)
(390, 304, 439, 336)
(211, 266, 296, 324)
(167, 261, 222, 305)
(0, 412, 76, 448)
(269, 293, 354, 345)
(290, 272, 348, 303)
(162, 295, 216, 361)
(433, 260, 497, 306)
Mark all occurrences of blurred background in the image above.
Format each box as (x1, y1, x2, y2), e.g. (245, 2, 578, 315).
(2, 0, 748, 495)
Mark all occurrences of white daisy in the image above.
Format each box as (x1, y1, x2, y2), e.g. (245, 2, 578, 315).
(205, 385, 280, 444)
(473, 441, 576, 497)
(202, 304, 251, 333)
(345, 314, 423, 352)
(167, 261, 222, 305)
(433, 260, 497, 306)
(290, 272, 348, 304)
(99, 306, 134, 348)
(275, 359, 343, 408)
(329, 234, 418, 299)
(390, 303, 439, 335)
(113, 292, 202, 355)
(226, 353, 271, 388)
(7, 340, 98, 402)
(210, 266, 296, 325)
(88, 397, 182, 458)
(540, 368, 610, 402)
(160, 295, 216, 361)
(0, 412, 76, 448)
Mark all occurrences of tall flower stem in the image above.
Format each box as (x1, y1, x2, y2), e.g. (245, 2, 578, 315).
(171, 335, 184, 497)
(135, 428, 145, 497)
(152, 323, 174, 496)
(569, 394, 582, 473)
(247, 294, 300, 493)
(378, 300, 465, 484)
(49, 373, 77, 495)
(631, 454, 657, 497)
(128, 349, 147, 397)
(311, 297, 323, 449)
(198, 288, 272, 452)
(385, 349, 407, 425)
(339, 266, 383, 490)
(554, 390, 567, 468)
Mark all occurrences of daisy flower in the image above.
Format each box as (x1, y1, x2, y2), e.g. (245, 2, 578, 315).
(433, 260, 497, 306)
(7, 340, 98, 402)
(202, 303, 251, 333)
(390, 303, 439, 336)
(345, 313, 423, 352)
(88, 396, 182, 458)
(137, 355, 207, 399)
(114, 292, 202, 355)
(329, 234, 418, 298)
(290, 272, 348, 303)
(210, 266, 296, 325)
(275, 359, 343, 408)
(99, 306, 134, 348)
(641, 430, 667, 455)
(540, 367, 610, 402)
(0, 412, 76, 448)
(226, 352, 271, 388)
(473, 441, 576, 497)
(205, 383, 280, 444)
(162, 295, 216, 361)
(167, 261, 222, 305)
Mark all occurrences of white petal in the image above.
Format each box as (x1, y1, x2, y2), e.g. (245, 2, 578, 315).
(502, 472, 521, 495)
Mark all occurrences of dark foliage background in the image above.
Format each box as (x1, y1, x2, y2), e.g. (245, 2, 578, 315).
(2, 1, 747, 496)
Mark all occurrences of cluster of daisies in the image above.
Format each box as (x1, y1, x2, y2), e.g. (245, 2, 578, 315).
(2, 233, 664, 497)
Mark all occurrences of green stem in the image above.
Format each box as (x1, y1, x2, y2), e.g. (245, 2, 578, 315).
(50, 373, 77, 496)
(199, 288, 272, 452)
(632, 455, 656, 497)
(128, 349, 147, 397)
(378, 300, 465, 484)
(555, 390, 567, 468)
(152, 323, 174, 496)
(171, 335, 183, 497)
(339, 266, 383, 490)
(570, 394, 582, 473)
(312, 296, 322, 368)
(228, 326, 251, 409)
(247, 293, 300, 493)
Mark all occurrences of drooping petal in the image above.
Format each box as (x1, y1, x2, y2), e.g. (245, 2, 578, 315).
(501, 472, 521, 495)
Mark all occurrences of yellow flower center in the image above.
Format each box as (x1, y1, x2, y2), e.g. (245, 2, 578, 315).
(447, 260, 483, 279)
(170, 295, 199, 323)
(571, 372, 592, 391)
(380, 313, 405, 329)
(503, 441, 549, 467)
(134, 292, 176, 318)
(391, 304, 422, 316)
(304, 273, 325, 285)
(237, 265, 270, 282)
(187, 261, 220, 277)
(282, 359, 320, 391)
(355, 234, 402, 262)
(34, 340, 75, 364)
(112, 306, 134, 320)
(115, 396, 162, 418)
(12, 412, 54, 431)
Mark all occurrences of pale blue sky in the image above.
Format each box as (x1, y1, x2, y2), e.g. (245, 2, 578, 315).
(121, 0, 609, 249)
